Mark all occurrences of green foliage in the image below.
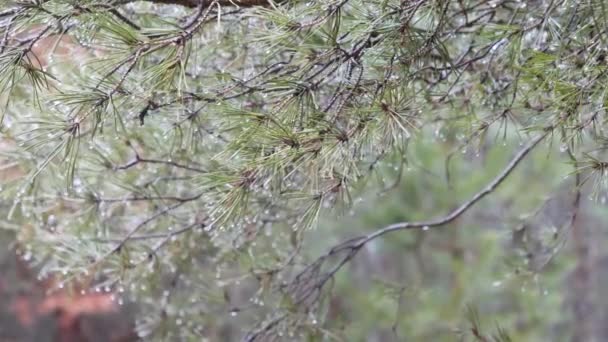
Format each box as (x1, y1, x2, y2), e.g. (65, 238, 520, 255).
(1, 0, 608, 340)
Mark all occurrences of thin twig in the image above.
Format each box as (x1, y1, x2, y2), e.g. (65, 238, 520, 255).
(114, 155, 207, 173)
(362, 132, 548, 242)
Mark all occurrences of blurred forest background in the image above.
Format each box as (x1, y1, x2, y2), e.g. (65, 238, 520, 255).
(2, 0, 608, 341)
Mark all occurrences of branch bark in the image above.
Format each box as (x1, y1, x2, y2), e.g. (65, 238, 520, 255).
(127, 0, 271, 7)
(361, 131, 548, 241)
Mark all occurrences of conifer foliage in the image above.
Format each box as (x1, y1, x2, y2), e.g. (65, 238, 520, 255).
(1, 0, 607, 340)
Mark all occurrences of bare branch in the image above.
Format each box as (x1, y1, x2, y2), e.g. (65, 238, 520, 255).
(363, 132, 549, 242)
(118, 0, 272, 8)
(113, 155, 207, 173)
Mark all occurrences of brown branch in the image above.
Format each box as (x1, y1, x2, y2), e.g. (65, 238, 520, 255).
(113, 155, 207, 173)
(92, 220, 202, 243)
(361, 131, 548, 242)
(120, 0, 272, 8)
(93, 194, 202, 203)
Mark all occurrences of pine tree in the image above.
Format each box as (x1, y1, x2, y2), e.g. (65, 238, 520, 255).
(1, 0, 606, 340)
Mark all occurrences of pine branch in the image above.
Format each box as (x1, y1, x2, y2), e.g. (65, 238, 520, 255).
(4, 0, 607, 338)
